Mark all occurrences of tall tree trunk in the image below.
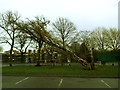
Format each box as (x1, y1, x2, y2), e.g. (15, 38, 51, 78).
(9, 32, 15, 66)
(21, 52, 24, 63)
(61, 37, 65, 66)
(36, 41, 43, 66)
(9, 39, 14, 66)
(37, 44, 40, 66)
(9, 45, 13, 66)
(90, 48, 95, 70)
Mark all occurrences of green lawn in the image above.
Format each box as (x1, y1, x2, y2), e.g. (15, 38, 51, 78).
(2, 65, 118, 77)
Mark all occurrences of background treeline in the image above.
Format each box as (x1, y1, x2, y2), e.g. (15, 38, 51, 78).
(0, 11, 119, 66)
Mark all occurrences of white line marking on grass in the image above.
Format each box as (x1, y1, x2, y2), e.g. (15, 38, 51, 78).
(15, 77, 29, 85)
(101, 80, 111, 88)
(58, 79, 63, 88)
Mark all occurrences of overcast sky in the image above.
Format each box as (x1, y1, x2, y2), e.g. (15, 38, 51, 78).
(0, 0, 119, 30)
(0, 0, 119, 52)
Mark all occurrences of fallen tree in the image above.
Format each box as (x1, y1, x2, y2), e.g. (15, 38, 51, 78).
(15, 17, 93, 70)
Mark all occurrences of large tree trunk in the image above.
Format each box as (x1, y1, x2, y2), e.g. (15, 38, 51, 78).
(20, 52, 25, 63)
(90, 48, 95, 70)
(9, 42, 14, 66)
(36, 46, 40, 66)
(9, 32, 15, 66)
(90, 59, 95, 70)
(36, 41, 43, 66)
(9, 50, 13, 67)
(60, 38, 65, 66)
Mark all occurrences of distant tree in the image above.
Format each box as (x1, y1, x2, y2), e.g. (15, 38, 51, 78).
(0, 11, 20, 66)
(52, 17, 76, 49)
(103, 28, 120, 51)
(89, 27, 119, 70)
(91, 27, 120, 51)
(79, 42, 90, 59)
(76, 31, 91, 46)
(91, 27, 109, 50)
(14, 31, 32, 63)
(70, 42, 80, 56)
(52, 17, 76, 65)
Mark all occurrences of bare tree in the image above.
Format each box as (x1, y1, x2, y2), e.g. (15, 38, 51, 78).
(52, 17, 76, 49)
(0, 11, 20, 66)
(74, 30, 92, 49)
(89, 27, 109, 70)
(52, 17, 77, 65)
(88, 27, 119, 70)
(91, 27, 120, 51)
(14, 31, 32, 63)
(103, 28, 120, 50)
(91, 27, 108, 50)
(16, 16, 50, 66)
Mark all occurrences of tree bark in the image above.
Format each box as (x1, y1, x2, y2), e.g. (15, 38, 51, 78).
(36, 41, 43, 66)
(20, 52, 25, 63)
(9, 40, 14, 66)
(90, 48, 95, 70)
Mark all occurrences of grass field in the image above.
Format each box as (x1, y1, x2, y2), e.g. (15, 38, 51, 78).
(2, 65, 118, 77)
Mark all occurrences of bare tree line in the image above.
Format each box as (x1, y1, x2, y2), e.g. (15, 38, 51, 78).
(0, 11, 119, 67)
